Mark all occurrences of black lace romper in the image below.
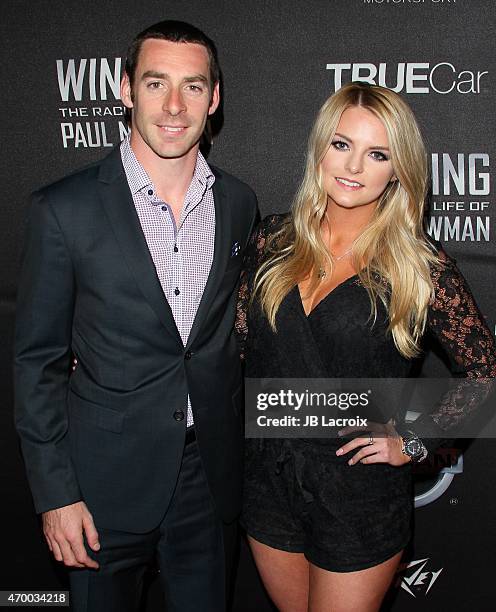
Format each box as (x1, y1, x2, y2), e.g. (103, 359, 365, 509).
(236, 214, 496, 572)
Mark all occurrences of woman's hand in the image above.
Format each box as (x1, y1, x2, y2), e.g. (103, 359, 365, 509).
(336, 419, 411, 466)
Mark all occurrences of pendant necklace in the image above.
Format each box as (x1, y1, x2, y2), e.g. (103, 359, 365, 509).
(318, 213, 360, 279)
(318, 247, 353, 279)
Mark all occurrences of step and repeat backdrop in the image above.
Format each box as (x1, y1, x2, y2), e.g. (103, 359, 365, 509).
(2, 1, 494, 610)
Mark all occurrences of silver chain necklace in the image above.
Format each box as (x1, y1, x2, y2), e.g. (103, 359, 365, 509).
(318, 247, 353, 279)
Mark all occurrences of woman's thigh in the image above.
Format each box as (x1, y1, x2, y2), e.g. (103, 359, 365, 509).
(248, 536, 402, 612)
(308, 550, 403, 612)
(248, 536, 309, 612)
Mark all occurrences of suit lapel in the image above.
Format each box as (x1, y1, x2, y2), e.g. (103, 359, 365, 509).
(186, 172, 232, 349)
(97, 148, 183, 346)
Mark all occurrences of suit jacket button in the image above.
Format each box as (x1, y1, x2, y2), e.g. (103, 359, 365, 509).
(184, 350, 192, 360)
(173, 410, 185, 421)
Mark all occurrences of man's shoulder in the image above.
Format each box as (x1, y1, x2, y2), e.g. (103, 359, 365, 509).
(210, 164, 257, 202)
(34, 148, 121, 205)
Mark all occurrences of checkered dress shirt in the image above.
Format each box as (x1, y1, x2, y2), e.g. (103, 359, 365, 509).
(121, 137, 216, 427)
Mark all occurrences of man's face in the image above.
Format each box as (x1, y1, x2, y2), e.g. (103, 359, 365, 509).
(121, 39, 219, 162)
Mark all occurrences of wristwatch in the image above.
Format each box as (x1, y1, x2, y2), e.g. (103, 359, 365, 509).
(401, 431, 428, 463)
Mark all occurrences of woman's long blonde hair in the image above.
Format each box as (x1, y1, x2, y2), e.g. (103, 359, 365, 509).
(254, 82, 438, 359)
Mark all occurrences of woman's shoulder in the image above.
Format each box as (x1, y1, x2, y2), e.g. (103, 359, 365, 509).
(426, 238, 457, 271)
(425, 240, 473, 309)
(258, 212, 292, 236)
(248, 212, 292, 250)
(243, 212, 292, 268)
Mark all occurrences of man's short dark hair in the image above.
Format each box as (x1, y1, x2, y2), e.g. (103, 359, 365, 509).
(125, 20, 220, 90)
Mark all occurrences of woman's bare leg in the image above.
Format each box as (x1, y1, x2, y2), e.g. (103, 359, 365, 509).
(248, 535, 309, 612)
(308, 551, 403, 612)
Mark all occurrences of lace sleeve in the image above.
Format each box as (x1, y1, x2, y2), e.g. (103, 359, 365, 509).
(415, 251, 496, 447)
(235, 214, 288, 360)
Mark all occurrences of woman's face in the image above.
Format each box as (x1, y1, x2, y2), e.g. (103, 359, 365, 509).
(320, 106, 396, 212)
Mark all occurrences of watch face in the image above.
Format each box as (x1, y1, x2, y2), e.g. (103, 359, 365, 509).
(405, 439, 422, 457)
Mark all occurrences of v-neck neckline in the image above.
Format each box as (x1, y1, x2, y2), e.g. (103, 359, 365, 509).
(297, 273, 360, 318)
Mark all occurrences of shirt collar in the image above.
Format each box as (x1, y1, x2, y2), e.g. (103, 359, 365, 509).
(120, 135, 215, 198)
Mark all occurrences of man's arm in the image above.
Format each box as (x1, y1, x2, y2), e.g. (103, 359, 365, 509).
(14, 191, 99, 568)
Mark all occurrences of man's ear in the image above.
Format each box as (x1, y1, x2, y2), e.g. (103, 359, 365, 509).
(208, 81, 220, 116)
(121, 73, 133, 110)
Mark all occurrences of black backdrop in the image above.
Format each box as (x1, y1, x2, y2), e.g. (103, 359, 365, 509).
(2, 1, 495, 610)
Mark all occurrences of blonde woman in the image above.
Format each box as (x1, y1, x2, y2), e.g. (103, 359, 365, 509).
(236, 83, 495, 612)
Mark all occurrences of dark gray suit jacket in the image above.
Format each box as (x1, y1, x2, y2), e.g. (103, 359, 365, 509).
(14, 147, 258, 532)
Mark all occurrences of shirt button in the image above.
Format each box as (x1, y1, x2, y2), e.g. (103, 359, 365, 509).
(161, 205, 167, 212)
(147, 189, 153, 196)
(173, 410, 184, 422)
(173, 245, 178, 252)
(174, 287, 180, 296)
(185, 350, 193, 360)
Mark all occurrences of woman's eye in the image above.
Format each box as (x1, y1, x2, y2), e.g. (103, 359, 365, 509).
(370, 151, 389, 162)
(331, 140, 348, 151)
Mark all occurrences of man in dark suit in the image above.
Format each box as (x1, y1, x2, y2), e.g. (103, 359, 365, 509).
(15, 20, 258, 612)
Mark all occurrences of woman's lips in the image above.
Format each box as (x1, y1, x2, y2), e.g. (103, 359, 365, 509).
(335, 177, 363, 190)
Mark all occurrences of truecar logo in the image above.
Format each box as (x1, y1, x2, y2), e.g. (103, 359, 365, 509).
(326, 62, 488, 94)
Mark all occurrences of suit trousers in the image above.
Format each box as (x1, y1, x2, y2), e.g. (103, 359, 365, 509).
(69, 432, 233, 612)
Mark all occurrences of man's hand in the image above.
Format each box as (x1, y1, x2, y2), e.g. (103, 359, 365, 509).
(42, 501, 100, 568)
